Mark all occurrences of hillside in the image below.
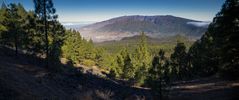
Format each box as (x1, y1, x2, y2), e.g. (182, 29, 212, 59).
(79, 15, 209, 42)
(95, 35, 195, 55)
(98, 34, 196, 44)
(1, 47, 239, 100)
(0, 47, 152, 99)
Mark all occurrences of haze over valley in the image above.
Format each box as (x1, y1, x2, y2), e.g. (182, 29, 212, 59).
(75, 15, 209, 42)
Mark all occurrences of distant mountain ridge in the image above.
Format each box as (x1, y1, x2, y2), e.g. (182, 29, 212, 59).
(79, 15, 209, 42)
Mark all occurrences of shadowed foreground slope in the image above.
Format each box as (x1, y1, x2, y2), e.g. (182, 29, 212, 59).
(0, 47, 239, 100)
(0, 47, 152, 100)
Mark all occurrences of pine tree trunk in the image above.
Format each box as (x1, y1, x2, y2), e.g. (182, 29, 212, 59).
(15, 31, 18, 57)
(43, 0, 49, 67)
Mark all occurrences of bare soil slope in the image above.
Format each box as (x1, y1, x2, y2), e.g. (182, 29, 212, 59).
(0, 47, 238, 100)
(0, 47, 151, 100)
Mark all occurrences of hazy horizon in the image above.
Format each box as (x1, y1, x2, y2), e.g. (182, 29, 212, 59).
(60, 14, 213, 24)
(6, 0, 225, 22)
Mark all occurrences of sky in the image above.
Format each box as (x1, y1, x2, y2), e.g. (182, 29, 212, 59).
(5, 0, 225, 22)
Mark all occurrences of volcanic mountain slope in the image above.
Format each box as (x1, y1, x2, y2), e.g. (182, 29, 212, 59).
(79, 15, 209, 42)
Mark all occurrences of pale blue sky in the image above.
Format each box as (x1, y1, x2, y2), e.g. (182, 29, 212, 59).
(5, 0, 225, 22)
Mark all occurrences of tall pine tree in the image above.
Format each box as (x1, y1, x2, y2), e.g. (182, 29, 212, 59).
(122, 53, 135, 80)
(208, 0, 239, 78)
(3, 3, 24, 56)
(133, 32, 151, 85)
(170, 42, 188, 80)
(34, 0, 57, 66)
(147, 49, 169, 99)
(189, 0, 239, 79)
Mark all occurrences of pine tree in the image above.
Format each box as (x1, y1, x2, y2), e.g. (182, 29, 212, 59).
(163, 59, 171, 85)
(134, 32, 151, 66)
(114, 50, 125, 77)
(170, 42, 188, 80)
(95, 47, 116, 70)
(133, 32, 151, 85)
(147, 49, 168, 99)
(24, 11, 44, 54)
(122, 53, 135, 80)
(0, 5, 7, 44)
(188, 33, 218, 77)
(148, 53, 161, 82)
(188, 0, 239, 79)
(209, 0, 239, 78)
(3, 3, 23, 56)
(16, 4, 33, 52)
(48, 20, 65, 65)
(34, 0, 57, 66)
(62, 30, 82, 63)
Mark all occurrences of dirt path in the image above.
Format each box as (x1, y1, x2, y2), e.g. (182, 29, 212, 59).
(169, 77, 239, 100)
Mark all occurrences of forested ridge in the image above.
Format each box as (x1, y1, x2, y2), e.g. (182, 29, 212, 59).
(0, 0, 239, 100)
